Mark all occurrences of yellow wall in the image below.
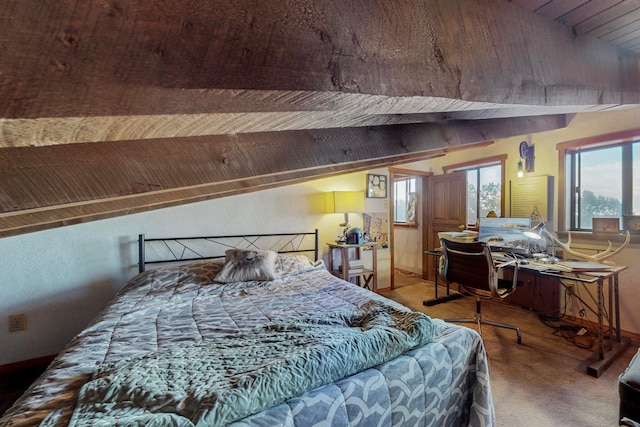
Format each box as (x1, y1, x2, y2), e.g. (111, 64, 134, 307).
(395, 108, 640, 336)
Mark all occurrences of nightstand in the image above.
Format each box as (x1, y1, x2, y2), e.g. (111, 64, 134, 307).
(327, 242, 377, 292)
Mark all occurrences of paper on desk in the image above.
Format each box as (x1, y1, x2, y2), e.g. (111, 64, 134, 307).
(552, 261, 611, 272)
(519, 261, 555, 271)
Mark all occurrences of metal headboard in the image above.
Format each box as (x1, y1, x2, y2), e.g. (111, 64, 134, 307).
(138, 229, 319, 273)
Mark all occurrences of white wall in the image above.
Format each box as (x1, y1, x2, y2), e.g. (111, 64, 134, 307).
(0, 170, 390, 366)
(393, 227, 422, 274)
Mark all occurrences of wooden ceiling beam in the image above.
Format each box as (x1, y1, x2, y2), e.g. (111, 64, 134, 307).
(0, 0, 638, 121)
(0, 101, 624, 149)
(0, 0, 637, 237)
(0, 114, 567, 237)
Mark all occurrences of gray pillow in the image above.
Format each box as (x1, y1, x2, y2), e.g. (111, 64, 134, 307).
(214, 249, 278, 283)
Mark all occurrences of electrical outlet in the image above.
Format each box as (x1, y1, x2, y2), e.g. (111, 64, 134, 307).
(9, 313, 27, 332)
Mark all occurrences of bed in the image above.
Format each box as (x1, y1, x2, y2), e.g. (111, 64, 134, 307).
(1, 231, 495, 426)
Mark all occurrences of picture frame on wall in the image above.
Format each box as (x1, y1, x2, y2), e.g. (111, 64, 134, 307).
(364, 212, 389, 248)
(366, 174, 387, 198)
(406, 192, 417, 225)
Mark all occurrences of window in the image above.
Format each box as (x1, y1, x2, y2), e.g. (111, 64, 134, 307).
(466, 164, 502, 226)
(443, 155, 506, 228)
(564, 138, 639, 231)
(393, 177, 416, 223)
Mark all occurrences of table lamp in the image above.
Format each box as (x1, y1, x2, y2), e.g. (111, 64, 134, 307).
(326, 191, 365, 242)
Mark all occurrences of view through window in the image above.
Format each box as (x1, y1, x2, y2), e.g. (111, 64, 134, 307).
(467, 165, 501, 227)
(393, 177, 416, 223)
(568, 141, 639, 230)
(572, 146, 622, 229)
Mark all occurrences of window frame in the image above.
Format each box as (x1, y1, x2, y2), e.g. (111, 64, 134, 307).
(392, 175, 418, 226)
(568, 144, 626, 231)
(443, 155, 506, 228)
(557, 128, 639, 240)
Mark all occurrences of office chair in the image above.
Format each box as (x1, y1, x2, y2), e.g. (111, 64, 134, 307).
(439, 238, 522, 344)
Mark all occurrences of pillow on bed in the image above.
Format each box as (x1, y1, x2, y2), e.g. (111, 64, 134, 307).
(214, 249, 278, 283)
(274, 254, 320, 277)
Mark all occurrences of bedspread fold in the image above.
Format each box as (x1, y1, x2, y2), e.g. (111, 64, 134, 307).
(68, 300, 435, 427)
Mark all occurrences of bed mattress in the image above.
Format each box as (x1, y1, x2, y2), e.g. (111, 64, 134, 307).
(1, 255, 494, 426)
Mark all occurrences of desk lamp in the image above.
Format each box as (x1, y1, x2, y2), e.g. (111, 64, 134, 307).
(523, 222, 559, 262)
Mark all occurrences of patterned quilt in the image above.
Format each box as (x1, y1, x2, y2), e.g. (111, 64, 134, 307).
(0, 255, 495, 427)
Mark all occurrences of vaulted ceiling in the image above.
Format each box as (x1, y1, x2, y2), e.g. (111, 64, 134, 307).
(1, 0, 639, 238)
(510, 0, 640, 54)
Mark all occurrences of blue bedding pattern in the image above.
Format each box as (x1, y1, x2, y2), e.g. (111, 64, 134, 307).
(1, 255, 495, 426)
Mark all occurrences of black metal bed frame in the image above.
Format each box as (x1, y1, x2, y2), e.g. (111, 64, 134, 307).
(138, 229, 319, 273)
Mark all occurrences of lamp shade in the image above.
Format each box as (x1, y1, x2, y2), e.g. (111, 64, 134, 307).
(523, 222, 545, 239)
(326, 191, 365, 213)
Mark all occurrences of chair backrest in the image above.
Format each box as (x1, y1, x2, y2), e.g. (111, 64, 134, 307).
(439, 238, 494, 297)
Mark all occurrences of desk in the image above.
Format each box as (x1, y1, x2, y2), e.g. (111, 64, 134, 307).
(435, 249, 629, 377)
(537, 264, 630, 377)
(327, 243, 377, 292)
(422, 250, 465, 306)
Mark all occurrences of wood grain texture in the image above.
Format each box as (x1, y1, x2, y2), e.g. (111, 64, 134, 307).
(0, 0, 638, 236)
(0, 100, 621, 149)
(1, 115, 567, 212)
(0, 115, 567, 237)
(1, 0, 637, 120)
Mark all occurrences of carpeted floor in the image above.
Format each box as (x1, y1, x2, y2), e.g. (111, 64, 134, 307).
(380, 271, 637, 427)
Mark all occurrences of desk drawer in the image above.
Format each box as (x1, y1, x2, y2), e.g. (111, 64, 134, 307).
(502, 269, 560, 314)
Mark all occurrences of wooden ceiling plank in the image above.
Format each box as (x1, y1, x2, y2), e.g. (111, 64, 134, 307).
(589, 8, 640, 39)
(508, 0, 551, 12)
(604, 25, 640, 44)
(620, 37, 640, 50)
(556, 0, 625, 27)
(536, 0, 591, 21)
(574, 1, 640, 35)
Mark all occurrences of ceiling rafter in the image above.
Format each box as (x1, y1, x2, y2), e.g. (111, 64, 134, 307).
(0, 0, 638, 237)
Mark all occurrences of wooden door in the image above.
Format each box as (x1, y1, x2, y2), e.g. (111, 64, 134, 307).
(422, 171, 467, 281)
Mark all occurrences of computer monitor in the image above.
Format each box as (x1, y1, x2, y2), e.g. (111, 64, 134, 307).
(478, 217, 532, 255)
